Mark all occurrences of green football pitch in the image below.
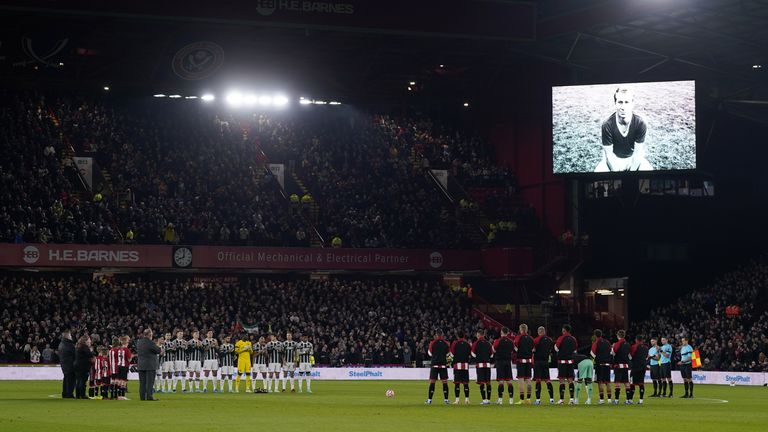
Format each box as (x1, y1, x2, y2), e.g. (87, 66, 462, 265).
(0, 381, 766, 432)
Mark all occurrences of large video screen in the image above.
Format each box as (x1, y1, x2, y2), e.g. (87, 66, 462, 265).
(552, 80, 696, 174)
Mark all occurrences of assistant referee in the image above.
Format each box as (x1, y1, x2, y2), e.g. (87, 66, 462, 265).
(679, 337, 694, 399)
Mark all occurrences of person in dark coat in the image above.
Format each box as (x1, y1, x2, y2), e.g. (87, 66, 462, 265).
(73, 335, 94, 399)
(58, 330, 76, 399)
(136, 328, 162, 401)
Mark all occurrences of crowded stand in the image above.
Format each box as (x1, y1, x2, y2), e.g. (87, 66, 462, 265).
(0, 92, 523, 248)
(256, 113, 474, 248)
(631, 258, 768, 372)
(0, 92, 119, 244)
(0, 275, 475, 367)
(59, 100, 306, 247)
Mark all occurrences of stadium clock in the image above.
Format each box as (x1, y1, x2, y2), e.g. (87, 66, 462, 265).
(173, 246, 193, 268)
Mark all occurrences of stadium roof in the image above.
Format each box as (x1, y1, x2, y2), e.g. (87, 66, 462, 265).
(0, 0, 766, 119)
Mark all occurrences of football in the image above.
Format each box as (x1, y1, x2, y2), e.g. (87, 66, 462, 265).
(385, 389, 395, 398)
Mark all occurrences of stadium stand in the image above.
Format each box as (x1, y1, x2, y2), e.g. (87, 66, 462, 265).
(1, 92, 525, 248)
(0, 275, 476, 367)
(631, 258, 768, 372)
(0, 92, 119, 244)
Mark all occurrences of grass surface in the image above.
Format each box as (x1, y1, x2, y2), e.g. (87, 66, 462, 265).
(0, 381, 765, 432)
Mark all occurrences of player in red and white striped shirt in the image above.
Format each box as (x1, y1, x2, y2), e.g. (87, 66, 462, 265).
(91, 346, 109, 400)
(108, 335, 132, 400)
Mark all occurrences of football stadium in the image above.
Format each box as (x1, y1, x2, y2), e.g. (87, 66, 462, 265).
(1, 1, 768, 431)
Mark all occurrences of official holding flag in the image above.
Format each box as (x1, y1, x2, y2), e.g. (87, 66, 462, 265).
(679, 337, 694, 398)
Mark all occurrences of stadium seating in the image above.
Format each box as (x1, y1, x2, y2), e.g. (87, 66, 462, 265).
(0, 92, 521, 248)
(631, 258, 768, 372)
(0, 92, 119, 244)
(0, 275, 475, 366)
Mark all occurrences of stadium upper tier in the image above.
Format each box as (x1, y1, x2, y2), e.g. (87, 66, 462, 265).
(0, 91, 526, 248)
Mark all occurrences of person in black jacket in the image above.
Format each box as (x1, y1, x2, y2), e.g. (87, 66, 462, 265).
(58, 330, 76, 399)
(137, 329, 162, 401)
(73, 335, 94, 399)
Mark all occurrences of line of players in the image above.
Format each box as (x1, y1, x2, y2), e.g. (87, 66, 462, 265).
(88, 335, 133, 400)
(425, 324, 696, 406)
(155, 330, 314, 394)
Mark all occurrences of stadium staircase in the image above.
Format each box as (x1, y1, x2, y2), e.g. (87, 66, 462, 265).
(46, 106, 124, 241)
(256, 145, 324, 247)
(287, 172, 324, 247)
(423, 170, 488, 246)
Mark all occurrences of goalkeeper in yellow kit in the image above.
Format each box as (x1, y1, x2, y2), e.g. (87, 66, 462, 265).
(234, 334, 253, 393)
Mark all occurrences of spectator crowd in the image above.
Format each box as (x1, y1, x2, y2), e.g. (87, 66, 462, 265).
(631, 258, 768, 372)
(1, 91, 524, 249)
(0, 275, 477, 367)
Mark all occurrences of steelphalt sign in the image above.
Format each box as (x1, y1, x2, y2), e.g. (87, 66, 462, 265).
(0, 244, 480, 271)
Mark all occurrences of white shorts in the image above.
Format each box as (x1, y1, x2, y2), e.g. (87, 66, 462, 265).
(268, 362, 281, 373)
(203, 360, 219, 371)
(283, 363, 296, 372)
(174, 361, 187, 373)
(162, 361, 175, 373)
(220, 366, 235, 376)
(252, 364, 267, 374)
(187, 360, 202, 373)
(299, 363, 312, 373)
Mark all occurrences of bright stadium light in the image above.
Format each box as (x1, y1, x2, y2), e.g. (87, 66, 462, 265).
(185, 96, 198, 99)
(153, 94, 166, 98)
(314, 100, 327, 105)
(274, 94, 289, 107)
(258, 95, 273, 106)
(169, 94, 182, 99)
(463, 102, 470, 107)
(103, 86, 110, 91)
(226, 91, 243, 107)
(201, 94, 215, 102)
(329, 101, 341, 105)
(409, 81, 416, 85)
(299, 98, 312, 105)
(244, 94, 258, 105)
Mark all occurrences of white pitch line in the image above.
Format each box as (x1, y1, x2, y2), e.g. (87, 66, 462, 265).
(695, 397, 729, 404)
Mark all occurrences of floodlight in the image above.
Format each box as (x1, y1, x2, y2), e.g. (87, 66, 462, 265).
(274, 95, 289, 106)
(226, 91, 243, 106)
